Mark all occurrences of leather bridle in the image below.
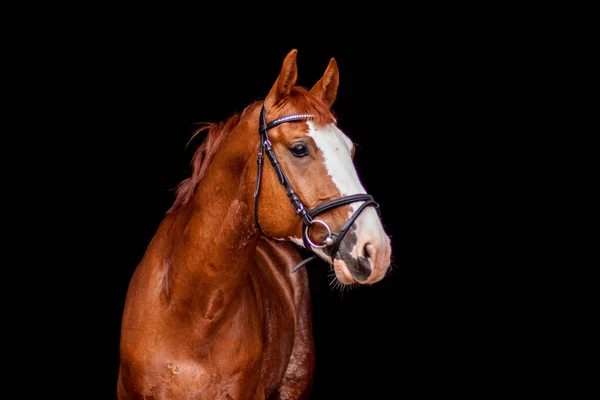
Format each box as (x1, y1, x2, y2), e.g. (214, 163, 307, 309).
(254, 105, 380, 272)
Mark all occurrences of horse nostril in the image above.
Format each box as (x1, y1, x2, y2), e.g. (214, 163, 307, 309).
(363, 243, 371, 259)
(356, 256, 372, 281)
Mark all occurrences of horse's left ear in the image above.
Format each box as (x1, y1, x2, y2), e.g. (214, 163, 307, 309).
(310, 58, 339, 108)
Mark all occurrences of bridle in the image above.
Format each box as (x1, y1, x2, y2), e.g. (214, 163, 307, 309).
(254, 105, 380, 272)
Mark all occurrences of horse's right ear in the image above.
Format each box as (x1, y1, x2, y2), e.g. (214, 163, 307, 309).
(264, 49, 299, 109)
(309, 57, 339, 108)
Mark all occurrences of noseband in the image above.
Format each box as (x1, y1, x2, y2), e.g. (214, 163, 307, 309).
(254, 106, 380, 272)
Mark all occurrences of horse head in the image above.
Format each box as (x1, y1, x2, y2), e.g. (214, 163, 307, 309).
(251, 49, 392, 285)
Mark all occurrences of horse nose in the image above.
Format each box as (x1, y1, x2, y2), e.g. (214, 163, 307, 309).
(343, 242, 375, 283)
(357, 240, 391, 284)
(363, 242, 373, 261)
(353, 251, 372, 283)
(356, 242, 376, 282)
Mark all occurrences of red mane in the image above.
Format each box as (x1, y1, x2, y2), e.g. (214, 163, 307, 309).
(166, 112, 243, 214)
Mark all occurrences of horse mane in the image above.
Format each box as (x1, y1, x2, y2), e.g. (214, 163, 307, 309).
(167, 87, 336, 214)
(166, 108, 249, 214)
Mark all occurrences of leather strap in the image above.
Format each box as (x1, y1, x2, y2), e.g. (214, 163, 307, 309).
(254, 105, 381, 271)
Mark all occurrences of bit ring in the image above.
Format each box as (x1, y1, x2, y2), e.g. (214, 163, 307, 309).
(304, 219, 334, 249)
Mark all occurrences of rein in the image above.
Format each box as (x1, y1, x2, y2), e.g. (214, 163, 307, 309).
(254, 105, 380, 272)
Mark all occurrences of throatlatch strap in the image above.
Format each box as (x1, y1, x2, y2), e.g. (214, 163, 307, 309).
(254, 136, 267, 236)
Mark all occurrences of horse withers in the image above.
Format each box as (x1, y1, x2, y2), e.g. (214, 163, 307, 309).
(117, 49, 392, 399)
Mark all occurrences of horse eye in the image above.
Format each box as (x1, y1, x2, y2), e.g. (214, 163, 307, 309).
(290, 144, 308, 157)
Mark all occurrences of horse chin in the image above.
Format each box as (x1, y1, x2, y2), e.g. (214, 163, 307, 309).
(333, 259, 358, 285)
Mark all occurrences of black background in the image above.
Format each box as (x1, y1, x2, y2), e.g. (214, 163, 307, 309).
(35, 26, 538, 398)
(12, 6, 583, 398)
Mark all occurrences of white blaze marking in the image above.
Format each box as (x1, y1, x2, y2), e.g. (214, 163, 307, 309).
(288, 121, 375, 254)
(307, 121, 366, 209)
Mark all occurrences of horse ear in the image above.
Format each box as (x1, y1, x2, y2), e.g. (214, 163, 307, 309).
(310, 57, 339, 108)
(264, 49, 299, 109)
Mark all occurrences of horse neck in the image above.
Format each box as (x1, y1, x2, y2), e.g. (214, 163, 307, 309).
(162, 122, 259, 312)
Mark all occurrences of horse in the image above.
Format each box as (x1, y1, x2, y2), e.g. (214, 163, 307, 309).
(117, 49, 392, 399)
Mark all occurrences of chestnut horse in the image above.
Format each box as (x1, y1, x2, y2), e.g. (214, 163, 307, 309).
(117, 49, 392, 399)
